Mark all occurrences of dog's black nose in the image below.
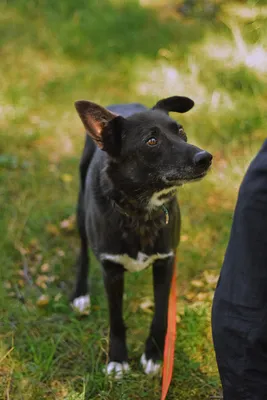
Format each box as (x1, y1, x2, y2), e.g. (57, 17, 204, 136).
(193, 151, 213, 168)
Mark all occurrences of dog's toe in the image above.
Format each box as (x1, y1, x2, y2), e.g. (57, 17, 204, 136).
(141, 354, 161, 375)
(71, 294, 91, 314)
(104, 361, 130, 379)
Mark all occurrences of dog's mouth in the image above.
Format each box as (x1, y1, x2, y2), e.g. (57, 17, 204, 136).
(188, 171, 208, 181)
(164, 170, 208, 185)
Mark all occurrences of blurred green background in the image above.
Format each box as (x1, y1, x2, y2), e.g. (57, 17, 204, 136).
(1, 0, 267, 399)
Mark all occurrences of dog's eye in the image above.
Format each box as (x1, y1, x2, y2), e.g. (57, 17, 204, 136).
(178, 127, 184, 135)
(146, 137, 158, 146)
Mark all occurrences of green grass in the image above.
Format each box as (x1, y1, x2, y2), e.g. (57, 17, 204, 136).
(1, 0, 267, 398)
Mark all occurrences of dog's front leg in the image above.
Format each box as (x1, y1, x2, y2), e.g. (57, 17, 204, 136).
(141, 257, 174, 375)
(102, 261, 129, 378)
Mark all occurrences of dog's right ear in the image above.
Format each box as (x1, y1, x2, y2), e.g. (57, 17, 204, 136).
(75, 100, 123, 155)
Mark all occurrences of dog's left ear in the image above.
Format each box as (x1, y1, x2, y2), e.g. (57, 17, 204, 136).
(75, 100, 124, 157)
(152, 96, 194, 114)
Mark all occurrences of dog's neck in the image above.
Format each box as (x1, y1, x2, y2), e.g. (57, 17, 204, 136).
(112, 189, 159, 218)
(100, 169, 176, 221)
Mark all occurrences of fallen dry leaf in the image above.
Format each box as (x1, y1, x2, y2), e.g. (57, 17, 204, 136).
(61, 173, 73, 183)
(191, 279, 204, 288)
(29, 239, 40, 250)
(185, 292, 195, 301)
(140, 298, 154, 314)
(35, 275, 49, 289)
(56, 248, 65, 257)
(54, 293, 62, 302)
(47, 275, 58, 283)
(203, 270, 219, 286)
(17, 246, 28, 256)
(180, 234, 188, 242)
(35, 253, 43, 263)
(4, 281, 12, 289)
(177, 302, 185, 316)
(51, 380, 68, 397)
(46, 224, 60, 236)
(18, 279, 25, 288)
(195, 292, 209, 302)
(40, 263, 50, 273)
(158, 48, 173, 59)
(60, 215, 75, 232)
(188, 301, 208, 309)
(36, 294, 50, 307)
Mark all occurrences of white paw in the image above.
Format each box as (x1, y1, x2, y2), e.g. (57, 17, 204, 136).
(71, 294, 91, 314)
(140, 354, 161, 375)
(104, 361, 130, 379)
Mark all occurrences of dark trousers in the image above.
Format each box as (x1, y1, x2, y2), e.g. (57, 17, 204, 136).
(212, 140, 267, 400)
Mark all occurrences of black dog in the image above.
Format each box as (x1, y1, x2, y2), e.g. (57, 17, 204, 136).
(72, 96, 212, 378)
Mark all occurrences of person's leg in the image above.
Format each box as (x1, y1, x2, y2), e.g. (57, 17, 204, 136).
(212, 140, 267, 400)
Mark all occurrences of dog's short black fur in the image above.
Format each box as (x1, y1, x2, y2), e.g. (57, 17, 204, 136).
(72, 96, 212, 376)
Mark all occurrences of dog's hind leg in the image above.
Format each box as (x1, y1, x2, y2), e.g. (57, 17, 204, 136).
(141, 257, 174, 375)
(71, 190, 90, 313)
(71, 135, 95, 313)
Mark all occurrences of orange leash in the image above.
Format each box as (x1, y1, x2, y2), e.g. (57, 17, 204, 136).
(161, 255, 177, 400)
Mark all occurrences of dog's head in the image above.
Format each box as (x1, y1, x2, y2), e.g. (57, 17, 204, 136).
(75, 96, 212, 208)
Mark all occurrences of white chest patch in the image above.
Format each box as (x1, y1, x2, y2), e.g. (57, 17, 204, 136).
(100, 251, 173, 272)
(148, 186, 178, 210)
